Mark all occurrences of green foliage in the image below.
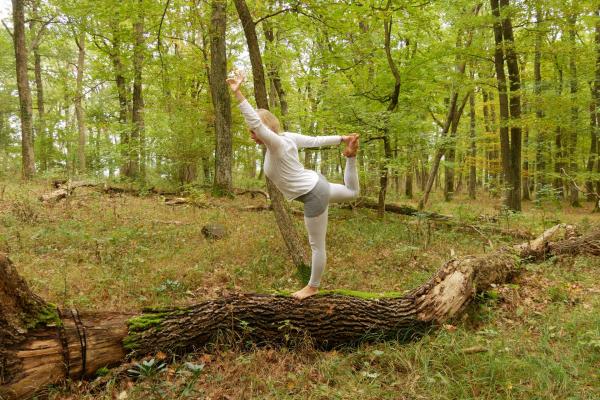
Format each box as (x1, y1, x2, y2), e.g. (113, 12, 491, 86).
(127, 358, 167, 380)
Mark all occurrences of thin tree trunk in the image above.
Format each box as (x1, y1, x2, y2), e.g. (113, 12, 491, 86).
(419, 5, 481, 209)
(481, 89, 494, 188)
(131, 2, 145, 180)
(377, 15, 402, 218)
(75, 29, 87, 174)
(444, 96, 470, 201)
(587, 97, 598, 201)
(109, 19, 132, 178)
(534, 6, 546, 190)
(264, 23, 289, 130)
(405, 168, 413, 198)
(12, 0, 35, 179)
(233, 0, 309, 269)
(209, 0, 232, 194)
(30, 0, 48, 171)
(554, 67, 565, 197)
(469, 90, 477, 199)
(568, 14, 580, 207)
(320, 149, 328, 175)
(591, 8, 600, 208)
(522, 126, 531, 200)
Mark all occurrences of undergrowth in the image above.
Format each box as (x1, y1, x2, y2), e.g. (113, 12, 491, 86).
(3, 180, 598, 399)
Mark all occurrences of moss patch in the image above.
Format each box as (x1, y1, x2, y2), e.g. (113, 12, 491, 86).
(25, 303, 62, 329)
(127, 313, 168, 332)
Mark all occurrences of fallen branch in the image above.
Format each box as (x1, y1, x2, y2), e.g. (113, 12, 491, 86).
(350, 198, 532, 240)
(1, 224, 597, 399)
(349, 197, 452, 220)
(233, 188, 270, 200)
(39, 181, 98, 203)
(40, 181, 180, 203)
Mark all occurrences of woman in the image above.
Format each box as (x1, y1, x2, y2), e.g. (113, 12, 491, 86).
(226, 71, 360, 300)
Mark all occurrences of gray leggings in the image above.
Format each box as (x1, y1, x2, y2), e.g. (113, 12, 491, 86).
(295, 157, 359, 287)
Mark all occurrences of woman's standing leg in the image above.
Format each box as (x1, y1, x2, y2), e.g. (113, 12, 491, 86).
(292, 207, 328, 299)
(305, 207, 329, 287)
(304, 208, 329, 288)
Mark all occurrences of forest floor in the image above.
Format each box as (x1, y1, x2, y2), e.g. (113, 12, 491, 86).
(2, 180, 599, 399)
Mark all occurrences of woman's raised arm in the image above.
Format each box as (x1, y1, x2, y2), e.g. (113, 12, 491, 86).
(226, 71, 283, 149)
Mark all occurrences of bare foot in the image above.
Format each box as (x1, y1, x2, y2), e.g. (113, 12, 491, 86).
(343, 134, 359, 158)
(292, 285, 319, 300)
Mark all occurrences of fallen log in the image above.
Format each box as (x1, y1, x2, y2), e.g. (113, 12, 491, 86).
(349, 198, 533, 240)
(40, 181, 181, 203)
(349, 197, 452, 220)
(1, 224, 598, 399)
(233, 188, 270, 200)
(41, 181, 269, 204)
(38, 181, 98, 203)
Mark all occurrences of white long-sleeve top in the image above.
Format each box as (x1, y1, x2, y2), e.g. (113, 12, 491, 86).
(239, 99, 342, 200)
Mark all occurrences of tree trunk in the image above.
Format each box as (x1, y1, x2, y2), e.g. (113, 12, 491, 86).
(568, 14, 580, 207)
(377, 15, 401, 218)
(109, 19, 132, 178)
(498, 0, 522, 211)
(491, 0, 516, 210)
(522, 126, 531, 200)
(378, 135, 392, 219)
(264, 23, 289, 130)
(233, 0, 309, 269)
(443, 96, 469, 202)
(481, 89, 494, 189)
(469, 90, 477, 199)
(405, 168, 413, 199)
(534, 6, 546, 190)
(2, 225, 597, 399)
(75, 29, 87, 174)
(554, 67, 565, 197)
(12, 0, 36, 179)
(419, 5, 480, 209)
(587, 98, 598, 201)
(131, 1, 145, 181)
(209, 0, 233, 195)
(29, 0, 48, 171)
(590, 9, 600, 206)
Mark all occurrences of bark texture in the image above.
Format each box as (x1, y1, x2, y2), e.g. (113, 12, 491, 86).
(209, 0, 232, 194)
(12, 0, 36, 179)
(491, 0, 522, 211)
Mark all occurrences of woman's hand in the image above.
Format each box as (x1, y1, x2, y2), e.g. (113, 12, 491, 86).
(226, 70, 245, 93)
(341, 134, 359, 144)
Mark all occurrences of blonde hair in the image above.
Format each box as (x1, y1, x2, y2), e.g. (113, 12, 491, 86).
(257, 109, 282, 134)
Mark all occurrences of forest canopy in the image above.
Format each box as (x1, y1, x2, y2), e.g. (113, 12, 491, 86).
(1, 0, 599, 212)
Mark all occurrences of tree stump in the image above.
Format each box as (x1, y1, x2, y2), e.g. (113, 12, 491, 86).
(201, 224, 227, 240)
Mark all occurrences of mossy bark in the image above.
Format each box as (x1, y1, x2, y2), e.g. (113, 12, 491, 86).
(1, 225, 598, 399)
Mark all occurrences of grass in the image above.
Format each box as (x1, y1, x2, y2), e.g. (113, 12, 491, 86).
(2, 179, 599, 399)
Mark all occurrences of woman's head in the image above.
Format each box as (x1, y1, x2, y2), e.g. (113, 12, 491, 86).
(257, 109, 281, 134)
